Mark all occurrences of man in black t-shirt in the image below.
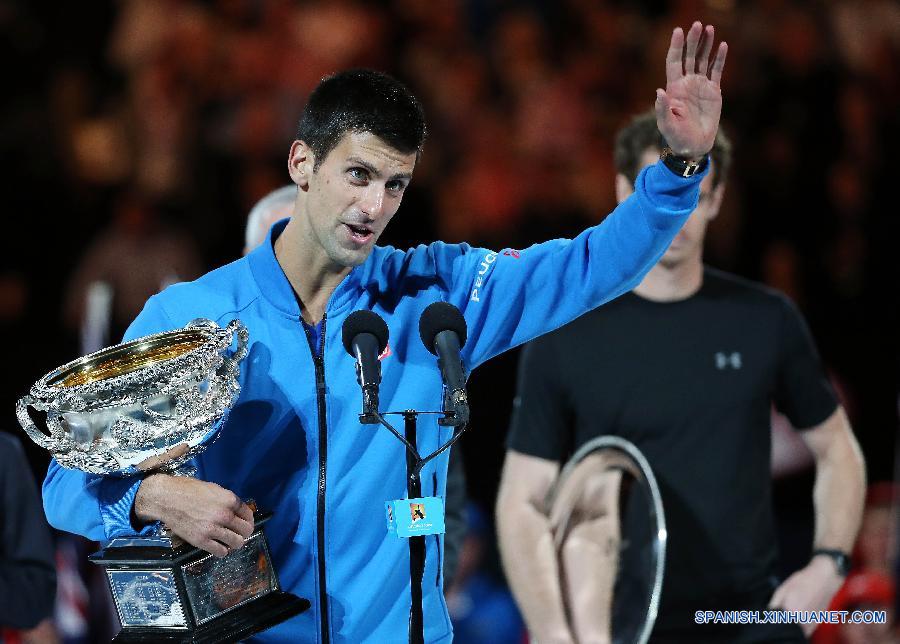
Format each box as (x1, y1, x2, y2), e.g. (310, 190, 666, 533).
(496, 112, 867, 644)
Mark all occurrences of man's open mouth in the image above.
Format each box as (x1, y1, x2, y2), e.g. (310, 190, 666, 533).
(344, 223, 373, 243)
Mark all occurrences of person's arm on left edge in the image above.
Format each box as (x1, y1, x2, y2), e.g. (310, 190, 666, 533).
(768, 406, 865, 635)
(0, 434, 57, 629)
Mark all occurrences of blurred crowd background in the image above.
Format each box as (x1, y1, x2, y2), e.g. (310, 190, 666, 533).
(1, 0, 897, 642)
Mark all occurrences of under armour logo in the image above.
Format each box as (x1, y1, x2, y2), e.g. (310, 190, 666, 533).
(715, 352, 742, 370)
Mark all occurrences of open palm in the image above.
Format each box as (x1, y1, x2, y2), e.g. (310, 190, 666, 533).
(656, 22, 728, 159)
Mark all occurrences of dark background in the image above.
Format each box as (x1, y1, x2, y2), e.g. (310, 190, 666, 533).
(1, 0, 897, 604)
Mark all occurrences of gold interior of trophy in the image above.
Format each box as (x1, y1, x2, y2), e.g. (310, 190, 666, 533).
(48, 330, 208, 388)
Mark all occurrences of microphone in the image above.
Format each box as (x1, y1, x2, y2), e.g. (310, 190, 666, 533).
(342, 310, 389, 423)
(418, 302, 469, 426)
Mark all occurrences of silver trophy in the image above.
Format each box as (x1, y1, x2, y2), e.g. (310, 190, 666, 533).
(17, 319, 308, 642)
(547, 436, 666, 644)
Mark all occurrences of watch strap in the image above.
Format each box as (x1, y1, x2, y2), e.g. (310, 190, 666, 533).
(659, 147, 709, 178)
(812, 548, 852, 577)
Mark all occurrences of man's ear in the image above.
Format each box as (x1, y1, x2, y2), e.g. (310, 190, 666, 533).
(288, 140, 314, 190)
(705, 183, 726, 221)
(614, 174, 634, 205)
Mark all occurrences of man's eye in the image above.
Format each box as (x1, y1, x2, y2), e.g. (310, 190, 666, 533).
(349, 168, 368, 182)
(387, 181, 406, 194)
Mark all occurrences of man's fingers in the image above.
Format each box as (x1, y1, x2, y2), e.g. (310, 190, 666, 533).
(217, 492, 254, 536)
(665, 27, 685, 84)
(768, 585, 786, 609)
(235, 501, 255, 528)
(710, 42, 728, 85)
(684, 21, 702, 75)
(227, 508, 255, 540)
(697, 25, 714, 75)
(654, 89, 669, 123)
(654, 89, 674, 133)
(208, 524, 246, 553)
(203, 539, 230, 558)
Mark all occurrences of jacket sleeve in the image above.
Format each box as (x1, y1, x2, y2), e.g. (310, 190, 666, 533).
(436, 161, 705, 369)
(42, 297, 176, 542)
(0, 435, 57, 629)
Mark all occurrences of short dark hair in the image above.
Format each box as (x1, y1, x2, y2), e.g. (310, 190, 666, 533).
(296, 69, 427, 170)
(613, 111, 732, 188)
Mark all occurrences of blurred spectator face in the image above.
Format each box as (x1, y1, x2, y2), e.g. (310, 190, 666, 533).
(244, 186, 296, 255)
(493, 10, 549, 92)
(773, 9, 821, 74)
(71, 116, 131, 185)
(291, 130, 415, 267)
(171, 6, 215, 80)
(615, 148, 724, 268)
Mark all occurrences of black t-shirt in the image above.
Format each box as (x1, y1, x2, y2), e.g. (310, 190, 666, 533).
(507, 267, 837, 629)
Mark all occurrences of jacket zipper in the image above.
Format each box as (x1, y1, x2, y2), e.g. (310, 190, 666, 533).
(433, 472, 442, 588)
(304, 314, 330, 644)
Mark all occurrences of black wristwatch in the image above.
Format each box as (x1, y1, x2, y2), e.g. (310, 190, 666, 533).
(812, 548, 852, 577)
(659, 146, 709, 178)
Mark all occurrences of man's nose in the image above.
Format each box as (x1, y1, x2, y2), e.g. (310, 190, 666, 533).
(359, 185, 386, 219)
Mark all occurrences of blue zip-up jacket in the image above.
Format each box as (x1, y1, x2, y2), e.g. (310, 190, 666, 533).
(43, 162, 704, 643)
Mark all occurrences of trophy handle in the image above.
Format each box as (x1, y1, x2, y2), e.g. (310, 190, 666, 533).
(220, 319, 249, 376)
(16, 395, 60, 451)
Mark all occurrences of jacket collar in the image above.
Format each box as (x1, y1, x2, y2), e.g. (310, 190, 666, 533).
(247, 218, 372, 318)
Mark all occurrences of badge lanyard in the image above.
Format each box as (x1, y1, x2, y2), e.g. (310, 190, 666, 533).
(373, 409, 467, 644)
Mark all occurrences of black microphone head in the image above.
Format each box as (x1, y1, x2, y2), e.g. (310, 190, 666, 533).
(418, 302, 467, 355)
(342, 310, 389, 356)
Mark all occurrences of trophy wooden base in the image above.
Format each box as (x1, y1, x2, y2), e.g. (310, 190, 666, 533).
(110, 591, 309, 643)
(92, 513, 309, 643)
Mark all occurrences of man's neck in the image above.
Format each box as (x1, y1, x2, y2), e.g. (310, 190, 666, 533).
(274, 221, 352, 324)
(632, 256, 704, 302)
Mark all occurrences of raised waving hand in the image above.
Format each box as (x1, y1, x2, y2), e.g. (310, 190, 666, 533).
(656, 22, 728, 160)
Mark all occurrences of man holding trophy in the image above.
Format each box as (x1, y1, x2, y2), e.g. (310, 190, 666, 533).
(31, 23, 727, 643)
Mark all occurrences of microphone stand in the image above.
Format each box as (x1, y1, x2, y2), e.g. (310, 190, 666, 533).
(365, 408, 466, 644)
(403, 410, 426, 644)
